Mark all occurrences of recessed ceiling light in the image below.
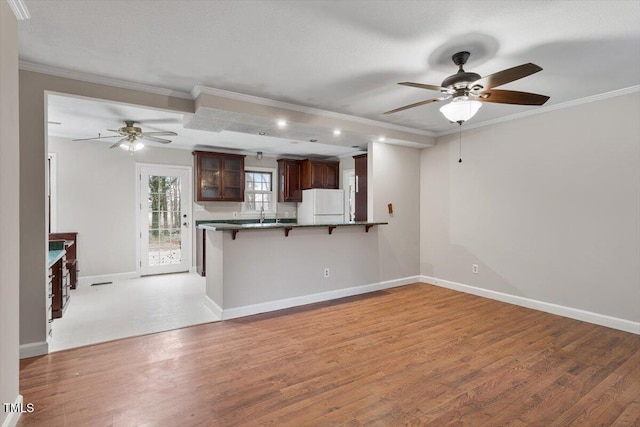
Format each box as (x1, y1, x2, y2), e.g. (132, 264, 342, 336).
(277, 120, 287, 128)
(378, 136, 386, 142)
(333, 129, 341, 136)
(258, 132, 266, 135)
(309, 139, 317, 142)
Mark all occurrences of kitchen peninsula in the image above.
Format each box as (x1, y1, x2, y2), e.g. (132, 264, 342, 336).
(199, 221, 389, 319)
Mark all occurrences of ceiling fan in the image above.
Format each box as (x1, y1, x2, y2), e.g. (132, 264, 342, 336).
(384, 51, 550, 123)
(73, 120, 178, 152)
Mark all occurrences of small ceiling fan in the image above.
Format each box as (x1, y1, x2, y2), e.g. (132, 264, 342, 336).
(73, 120, 178, 152)
(384, 51, 550, 123)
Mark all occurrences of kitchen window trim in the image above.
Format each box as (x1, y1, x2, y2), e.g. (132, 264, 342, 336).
(240, 166, 278, 217)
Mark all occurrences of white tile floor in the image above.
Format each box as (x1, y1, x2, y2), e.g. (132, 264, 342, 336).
(49, 272, 220, 352)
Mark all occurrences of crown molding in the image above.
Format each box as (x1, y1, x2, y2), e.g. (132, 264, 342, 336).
(19, 61, 193, 100)
(7, 0, 30, 20)
(191, 84, 437, 137)
(435, 85, 640, 137)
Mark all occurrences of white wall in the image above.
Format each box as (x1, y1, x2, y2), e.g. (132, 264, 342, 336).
(0, 1, 21, 424)
(420, 92, 640, 324)
(370, 142, 423, 281)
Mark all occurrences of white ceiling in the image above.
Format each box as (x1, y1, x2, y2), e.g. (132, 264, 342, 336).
(47, 94, 359, 157)
(20, 0, 640, 150)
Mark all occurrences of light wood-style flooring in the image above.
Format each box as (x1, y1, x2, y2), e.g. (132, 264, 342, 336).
(18, 283, 640, 426)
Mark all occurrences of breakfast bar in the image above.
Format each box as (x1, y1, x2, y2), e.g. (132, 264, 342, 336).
(198, 221, 388, 319)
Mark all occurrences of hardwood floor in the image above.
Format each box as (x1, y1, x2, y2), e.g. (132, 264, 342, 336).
(18, 283, 640, 426)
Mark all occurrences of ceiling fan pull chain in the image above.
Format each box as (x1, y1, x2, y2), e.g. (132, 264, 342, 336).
(458, 122, 463, 163)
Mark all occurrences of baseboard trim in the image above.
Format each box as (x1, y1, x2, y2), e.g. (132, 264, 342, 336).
(19, 341, 48, 359)
(1, 394, 23, 427)
(220, 276, 420, 320)
(421, 275, 640, 335)
(77, 271, 139, 287)
(202, 295, 223, 319)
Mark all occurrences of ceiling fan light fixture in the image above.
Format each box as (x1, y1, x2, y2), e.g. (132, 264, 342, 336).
(119, 141, 145, 151)
(439, 98, 482, 123)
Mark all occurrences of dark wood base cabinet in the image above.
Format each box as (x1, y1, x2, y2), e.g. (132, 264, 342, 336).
(196, 228, 206, 277)
(48, 266, 54, 328)
(49, 232, 78, 289)
(50, 251, 69, 319)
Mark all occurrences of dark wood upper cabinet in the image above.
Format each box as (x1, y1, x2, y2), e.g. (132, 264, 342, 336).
(193, 151, 245, 201)
(354, 154, 367, 222)
(325, 162, 339, 189)
(301, 159, 339, 190)
(277, 159, 302, 202)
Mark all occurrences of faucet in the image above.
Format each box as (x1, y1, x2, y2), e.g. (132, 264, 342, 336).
(259, 206, 265, 224)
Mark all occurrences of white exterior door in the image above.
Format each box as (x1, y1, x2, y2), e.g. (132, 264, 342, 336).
(138, 164, 192, 276)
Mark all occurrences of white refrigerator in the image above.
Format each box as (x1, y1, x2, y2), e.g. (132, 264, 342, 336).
(297, 189, 345, 224)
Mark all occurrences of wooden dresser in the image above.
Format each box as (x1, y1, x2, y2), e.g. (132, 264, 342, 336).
(49, 232, 78, 289)
(48, 240, 69, 319)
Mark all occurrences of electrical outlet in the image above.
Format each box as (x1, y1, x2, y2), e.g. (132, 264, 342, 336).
(232, 211, 238, 218)
(324, 268, 330, 278)
(472, 264, 479, 274)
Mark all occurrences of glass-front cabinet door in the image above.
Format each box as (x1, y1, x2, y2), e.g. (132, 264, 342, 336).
(193, 151, 245, 201)
(222, 157, 243, 201)
(200, 156, 221, 199)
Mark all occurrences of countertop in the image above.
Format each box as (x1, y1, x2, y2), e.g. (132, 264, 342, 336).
(198, 221, 387, 231)
(47, 249, 66, 268)
(198, 221, 387, 239)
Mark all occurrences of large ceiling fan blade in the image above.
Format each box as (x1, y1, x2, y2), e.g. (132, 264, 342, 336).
(384, 96, 450, 115)
(478, 89, 550, 105)
(72, 135, 121, 141)
(107, 129, 126, 134)
(109, 138, 128, 149)
(472, 63, 543, 90)
(398, 82, 452, 93)
(141, 131, 178, 137)
(140, 135, 172, 144)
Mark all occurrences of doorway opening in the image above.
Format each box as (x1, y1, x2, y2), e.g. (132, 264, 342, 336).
(44, 94, 219, 354)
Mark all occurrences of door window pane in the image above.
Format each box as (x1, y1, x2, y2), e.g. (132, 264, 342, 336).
(148, 176, 182, 267)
